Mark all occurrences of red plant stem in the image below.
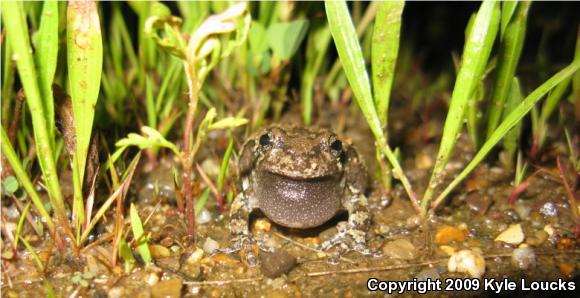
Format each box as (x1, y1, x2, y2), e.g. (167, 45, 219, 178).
(557, 156, 579, 224)
(507, 180, 531, 206)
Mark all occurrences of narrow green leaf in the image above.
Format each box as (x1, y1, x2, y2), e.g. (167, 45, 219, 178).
(34, 1, 59, 143)
(500, 1, 518, 39)
(196, 188, 211, 215)
(217, 138, 235, 191)
(267, 19, 309, 60)
(67, 0, 103, 188)
(130, 203, 152, 264)
(502, 78, 523, 163)
(2, 2, 64, 224)
(372, 0, 404, 128)
(422, 1, 500, 214)
(433, 59, 580, 210)
(325, 0, 419, 212)
(301, 20, 332, 125)
(486, 1, 529, 139)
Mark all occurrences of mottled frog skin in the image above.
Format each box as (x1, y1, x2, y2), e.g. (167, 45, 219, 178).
(226, 126, 377, 265)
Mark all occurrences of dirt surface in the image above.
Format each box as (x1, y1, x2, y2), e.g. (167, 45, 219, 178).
(2, 103, 579, 297)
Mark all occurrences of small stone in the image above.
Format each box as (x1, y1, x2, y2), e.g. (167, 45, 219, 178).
(558, 263, 575, 277)
(416, 267, 441, 281)
(254, 218, 272, 233)
(435, 226, 467, 244)
(526, 230, 548, 246)
(448, 249, 486, 278)
(511, 246, 536, 270)
(382, 239, 417, 260)
(543, 224, 555, 237)
(186, 247, 204, 264)
(151, 278, 183, 298)
(439, 245, 456, 256)
(144, 272, 159, 286)
(196, 209, 212, 225)
(466, 193, 492, 215)
(513, 202, 531, 220)
(415, 152, 433, 169)
(108, 287, 125, 298)
(557, 238, 576, 250)
(495, 224, 524, 245)
(539, 202, 558, 217)
(260, 250, 297, 278)
(265, 290, 288, 298)
(150, 244, 171, 259)
(203, 237, 220, 254)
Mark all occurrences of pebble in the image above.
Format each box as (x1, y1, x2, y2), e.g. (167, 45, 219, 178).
(203, 237, 220, 254)
(144, 272, 159, 286)
(495, 223, 524, 245)
(150, 244, 171, 258)
(416, 267, 441, 281)
(448, 249, 486, 278)
(382, 239, 417, 260)
(260, 250, 297, 278)
(513, 202, 531, 220)
(466, 193, 492, 215)
(151, 278, 183, 298)
(196, 209, 212, 225)
(539, 202, 558, 217)
(526, 230, 548, 246)
(186, 247, 204, 264)
(511, 246, 536, 270)
(108, 287, 125, 298)
(434, 226, 467, 244)
(318, 227, 338, 243)
(254, 218, 272, 233)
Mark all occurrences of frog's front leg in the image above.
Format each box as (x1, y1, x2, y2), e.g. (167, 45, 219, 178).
(223, 190, 272, 266)
(320, 187, 381, 262)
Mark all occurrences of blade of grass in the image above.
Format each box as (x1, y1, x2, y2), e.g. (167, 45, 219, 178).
(501, 77, 523, 165)
(431, 59, 580, 211)
(129, 203, 152, 264)
(217, 138, 235, 192)
(2, 3, 64, 230)
(35, 0, 59, 146)
(301, 20, 332, 125)
(421, 1, 500, 216)
(67, 1, 103, 237)
(485, 1, 529, 140)
(372, 1, 403, 128)
(325, 0, 419, 213)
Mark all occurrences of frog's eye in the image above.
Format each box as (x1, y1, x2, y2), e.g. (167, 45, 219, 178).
(330, 139, 343, 153)
(259, 133, 272, 146)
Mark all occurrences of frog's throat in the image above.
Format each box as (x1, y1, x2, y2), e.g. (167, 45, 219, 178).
(254, 171, 343, 229)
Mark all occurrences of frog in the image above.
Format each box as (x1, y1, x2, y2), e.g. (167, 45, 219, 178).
(225, 125, 379, 265)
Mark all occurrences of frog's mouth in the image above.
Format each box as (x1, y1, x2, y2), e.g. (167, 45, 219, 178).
(254, 171, 343, 229)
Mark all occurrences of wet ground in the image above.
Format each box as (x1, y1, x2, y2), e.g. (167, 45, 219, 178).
(2, 103, 578, 297)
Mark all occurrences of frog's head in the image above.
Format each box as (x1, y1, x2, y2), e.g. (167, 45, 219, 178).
(242, 126, 347, 180)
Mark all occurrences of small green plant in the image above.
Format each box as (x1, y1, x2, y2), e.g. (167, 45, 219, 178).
(325, 0, 420, 213)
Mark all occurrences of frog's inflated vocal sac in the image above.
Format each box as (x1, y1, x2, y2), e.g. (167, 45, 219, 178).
(226, 126, 377, 265)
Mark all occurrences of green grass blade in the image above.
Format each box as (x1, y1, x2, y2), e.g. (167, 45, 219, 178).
(1, 128, 55, 234)
(372, 0, 404, 128)
(217, 138, 235, 191)
(67, 1, 103, 185)
(301, 20, 332, 125)
(325, 0, 419, 212)
(500, 1, 518, 39)
(421, 1, 500, 215)
(432, 59, 580, 210)
(501, 77, 523, 164)
(35, 0, 59, 145)
(2, 2, 65, 224)
(485, 2, 530, 140)
(130, 203, 152, 264)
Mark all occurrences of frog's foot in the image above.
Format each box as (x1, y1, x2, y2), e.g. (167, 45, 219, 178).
(220, 234, 274, 266)
(319, 222, 382, 263)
